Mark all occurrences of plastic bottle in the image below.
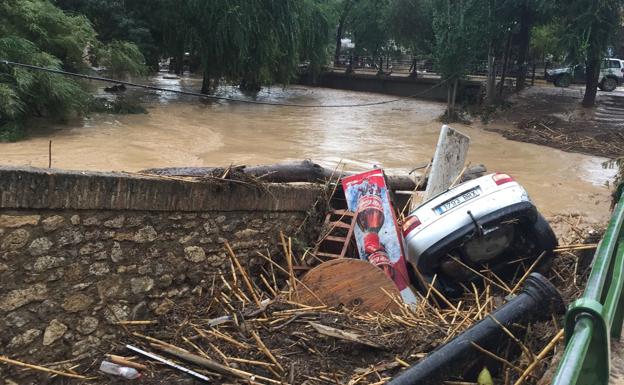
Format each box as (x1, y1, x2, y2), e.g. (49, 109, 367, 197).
(99, 360, 141, 379)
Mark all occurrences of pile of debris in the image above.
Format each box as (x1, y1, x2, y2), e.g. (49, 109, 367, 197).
(494, 116, 624, 158)
(0, 126, 606, 384)
(2, 221, 599, 384)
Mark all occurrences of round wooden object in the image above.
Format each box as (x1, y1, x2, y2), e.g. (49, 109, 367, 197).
(294, 259, 401, 313)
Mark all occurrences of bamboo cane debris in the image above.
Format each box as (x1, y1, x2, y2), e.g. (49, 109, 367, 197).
(309, 322, 387, 349)
(149, 342, 242, 379)
(126, 344, 213, 382)
(106, 354, 149, 371)
(0, 356, 96, 380)
(0, 225, 594, 385)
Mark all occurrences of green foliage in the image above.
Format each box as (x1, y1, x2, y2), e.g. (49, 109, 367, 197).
(477, 367, 494, 385)
(0, 83, 25, 120)
(89, 96, 148, 114)
(385, 0, 435, 55)
(431, 0, 485, 81)
(0, 36, 89, 140)
(559, 0, 622, 64)
(530, 22, 565, 61)
(179, 0, 331, 92)
(56, 0, 163, 70)
(299, 0, 332, 76)
(98, 40, 147, 78)
(0, 0, 145, 141)
(0, 122, 26, 142)
(603, 157, 624, 208)
(1, 0, 97, 71)
(349, 0, 391, 57)
(557, 0, 624, 105)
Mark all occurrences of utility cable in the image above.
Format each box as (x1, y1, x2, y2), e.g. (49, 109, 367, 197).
(0, 59, 452, 108)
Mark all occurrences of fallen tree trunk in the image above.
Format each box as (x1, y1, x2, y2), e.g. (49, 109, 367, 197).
(140, 160, 486, 192)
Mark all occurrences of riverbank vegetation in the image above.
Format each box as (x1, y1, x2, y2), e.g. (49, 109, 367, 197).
(0, 0, 145, 141)
(1, 0, 624, 140)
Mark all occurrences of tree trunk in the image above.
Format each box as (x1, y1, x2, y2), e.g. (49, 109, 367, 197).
(334, 0, 352, 65)
(583, 52, 601, 107)
(201, 68, 211, 94)
(174, 53, 184, 75)
(447, 81, 452, 118)
(450, 78, 458, 117)
(515, 3, 532, 92)
(409, 58, 418, 78)
(486, 44, 497, 103)
(498, 30, 513, 97)
(334, 21, 345, 65)
(140, 160, 488, 192)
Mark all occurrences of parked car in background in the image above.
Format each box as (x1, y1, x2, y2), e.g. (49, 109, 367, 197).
(545, 58, 624, 91)
(402, 173, 557, 296)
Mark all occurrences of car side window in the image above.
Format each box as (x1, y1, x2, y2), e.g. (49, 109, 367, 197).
(610, 60, 621, 68)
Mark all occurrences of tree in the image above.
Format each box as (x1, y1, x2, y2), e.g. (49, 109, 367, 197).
(0, 0, 145, 141)
(385, 0, 434, 56)
(99, 40, 147, 78)
(560, 0, 623, 107)
(56, 0, 164, 70)
(300, 0, 333, 78)
(349, 0, 391, 59)
(431, 0, 486, 118)
(530, 22, 565, 68)
(184, 0, 331, 93)
(333, 0, 358, 64)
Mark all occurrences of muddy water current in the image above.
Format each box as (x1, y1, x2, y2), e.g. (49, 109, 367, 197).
(0, 75, 615, 221)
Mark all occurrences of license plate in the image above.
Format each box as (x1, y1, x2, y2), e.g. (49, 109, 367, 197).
(434, 187, 481, 215)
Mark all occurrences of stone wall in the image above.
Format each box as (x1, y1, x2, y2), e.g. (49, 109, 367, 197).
(298, 71, 482, 103)
(0, 167, 325, 381)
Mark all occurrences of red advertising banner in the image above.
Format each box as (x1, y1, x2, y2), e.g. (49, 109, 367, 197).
(342, 169, 417, 304)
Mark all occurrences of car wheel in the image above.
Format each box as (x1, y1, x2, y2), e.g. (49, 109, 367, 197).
(554, 75, 571, 87)
(600, 77, 618, 92)
(528, 213, 557, 270)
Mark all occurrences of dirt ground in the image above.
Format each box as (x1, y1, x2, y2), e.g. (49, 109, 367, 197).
(484, 85, 624, 159)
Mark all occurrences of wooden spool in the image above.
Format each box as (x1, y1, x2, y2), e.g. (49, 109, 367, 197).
(294, 259, 401, 313)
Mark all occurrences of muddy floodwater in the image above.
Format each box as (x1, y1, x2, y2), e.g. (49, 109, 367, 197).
(0, 75, 615, 221)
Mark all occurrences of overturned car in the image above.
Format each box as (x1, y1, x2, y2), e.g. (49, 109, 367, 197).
(402, 172, 557, 295)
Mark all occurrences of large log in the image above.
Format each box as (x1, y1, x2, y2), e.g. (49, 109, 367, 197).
(141, 160, 487, 192)
(141, 160, 418, 190)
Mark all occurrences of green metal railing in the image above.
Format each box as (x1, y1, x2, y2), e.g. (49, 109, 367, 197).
(552, 191, 624, 385)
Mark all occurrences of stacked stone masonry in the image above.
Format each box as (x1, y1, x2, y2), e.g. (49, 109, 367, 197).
(0, 167, 324, 381)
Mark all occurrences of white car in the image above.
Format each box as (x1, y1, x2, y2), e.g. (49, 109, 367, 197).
(545, 58, 624, 91)
(402, 173, 556, 295)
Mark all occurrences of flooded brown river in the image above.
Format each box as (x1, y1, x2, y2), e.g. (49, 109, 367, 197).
(0, 76, 615, 221)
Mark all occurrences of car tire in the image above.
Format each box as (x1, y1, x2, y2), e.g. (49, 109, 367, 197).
(554, 75, 571, 87)
(600, 77, 618, 92)
(529, 213, 558, 271)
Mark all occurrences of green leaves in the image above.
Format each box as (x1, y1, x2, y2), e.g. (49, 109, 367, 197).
(385, 0, 434, 55)
(0, 36, 89, 128)
(0, 83, 25, 121)
(98, 40, 147, 78)
(432, 0, 485, 80)
(1, 0, 97, 70)
(0, 1, 143, 140)
(181, 0, 330, 91)
(477, 367, 494, 385)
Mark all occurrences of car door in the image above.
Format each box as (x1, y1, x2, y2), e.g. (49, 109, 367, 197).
(610, 59, 624, 81)
(573, 64, 585, 83)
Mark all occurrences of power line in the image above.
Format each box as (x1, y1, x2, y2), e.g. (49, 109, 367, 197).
(0, 59, 449, 108)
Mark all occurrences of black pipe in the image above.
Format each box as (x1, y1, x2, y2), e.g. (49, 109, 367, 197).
(389, 273, 564, 385)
